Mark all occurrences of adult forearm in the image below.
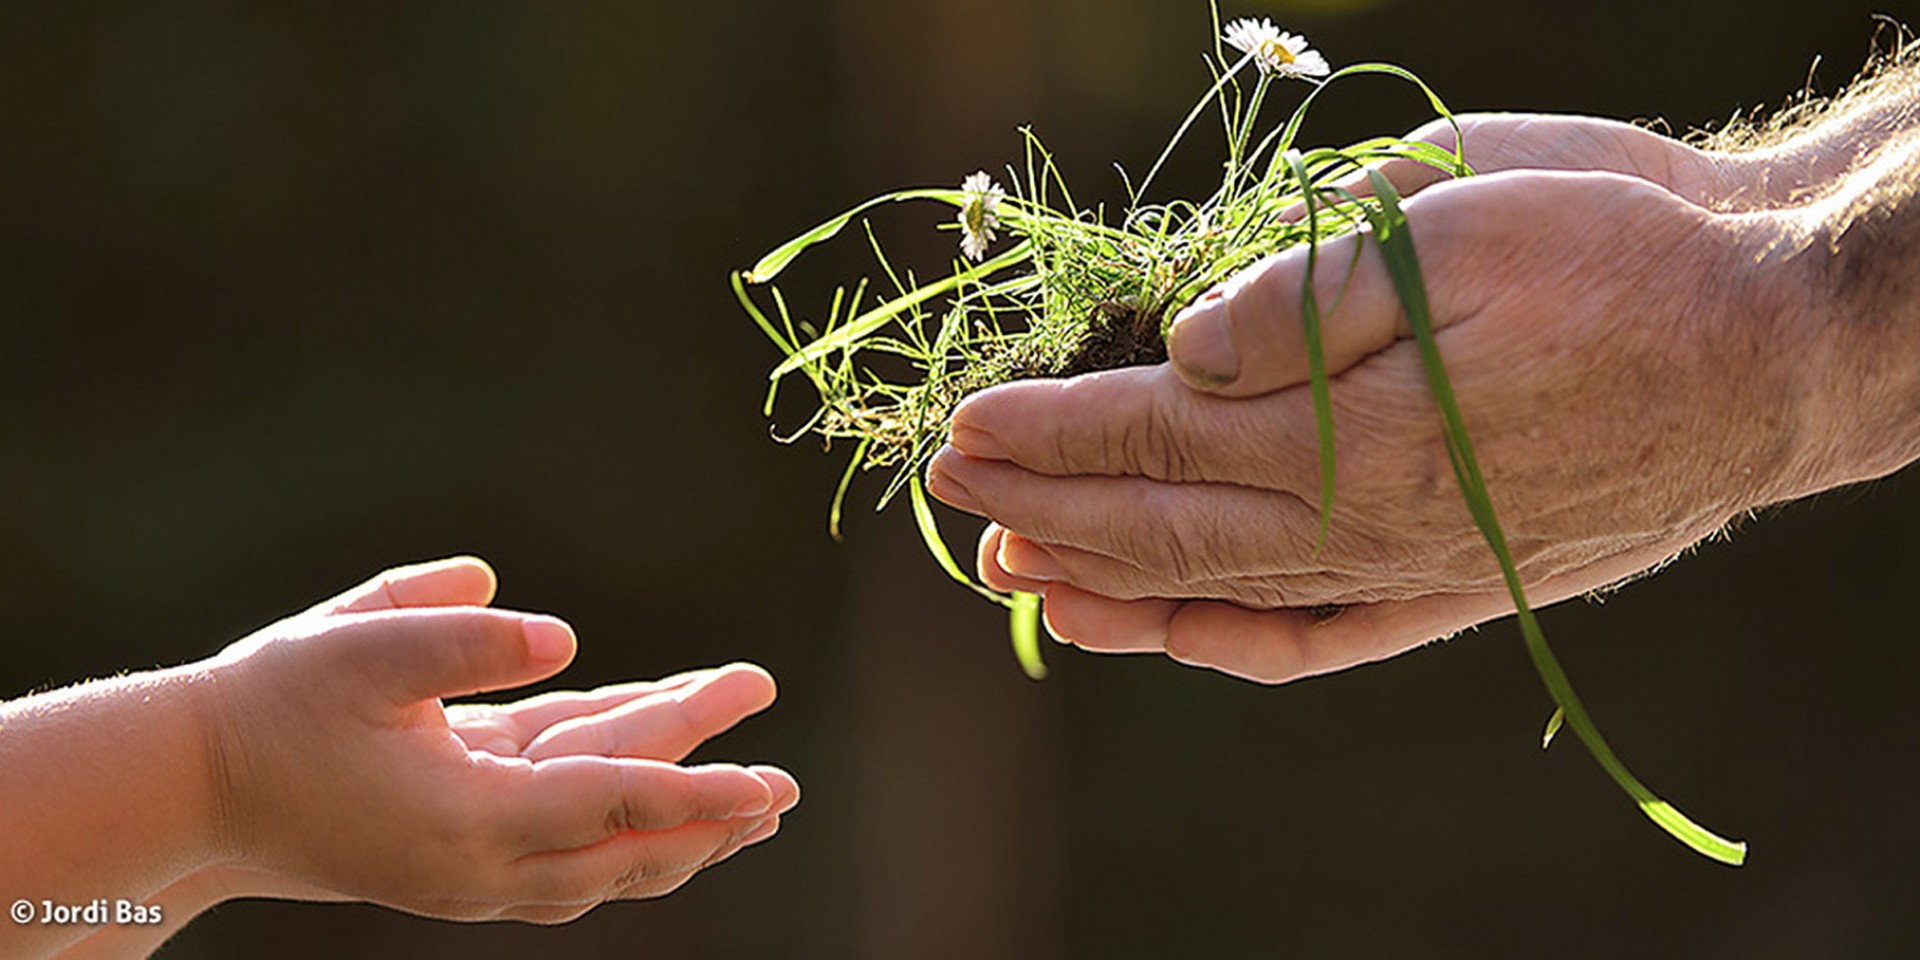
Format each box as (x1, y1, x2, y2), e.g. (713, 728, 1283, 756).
(1809, 125, 1920, 485)
(1711, 50, 1920, 207)
(0, 668, 221, 958)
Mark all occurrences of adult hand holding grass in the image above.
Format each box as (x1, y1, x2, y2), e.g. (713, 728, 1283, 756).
(743, 10, 1886, 863)
(929, 56, 1920, 684)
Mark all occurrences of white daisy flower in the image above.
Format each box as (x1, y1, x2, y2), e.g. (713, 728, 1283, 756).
(1222, 18, 1330, 80)
(958, 170, 1005, 262)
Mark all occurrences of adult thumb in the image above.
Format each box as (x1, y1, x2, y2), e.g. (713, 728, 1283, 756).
(1165, 224, 1412, 398)
(1164, 166, 1518, 400)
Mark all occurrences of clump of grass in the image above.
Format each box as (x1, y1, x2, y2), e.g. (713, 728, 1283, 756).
(735, 6, 1747, 866)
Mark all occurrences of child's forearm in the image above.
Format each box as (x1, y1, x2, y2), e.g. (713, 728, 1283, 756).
(0, 667, 223, 959)
(50, 871, 230, 960)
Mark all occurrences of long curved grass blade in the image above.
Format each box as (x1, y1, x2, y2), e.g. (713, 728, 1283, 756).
(829, 438, 872, 542)
(746, 188, 952, 283)
(771, 240, 1035, 380)
(1284, 150, 1337, 553)
(1265, 63, 1465, 187)
(1010, 591, 1047, 680)
(909, 473, 1016, 609)
(733, 271, 795, 354)
(1360, 169, 1746, 866)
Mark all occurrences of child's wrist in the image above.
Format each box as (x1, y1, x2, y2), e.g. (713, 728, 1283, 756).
(140, 664, 236, 874)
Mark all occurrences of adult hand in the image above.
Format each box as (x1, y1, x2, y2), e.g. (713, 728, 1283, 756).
(927, 114, 1911, 683)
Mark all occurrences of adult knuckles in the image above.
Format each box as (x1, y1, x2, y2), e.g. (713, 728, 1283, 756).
(1117, 485, 1253, 586)
(1114, 389, 1210, 481)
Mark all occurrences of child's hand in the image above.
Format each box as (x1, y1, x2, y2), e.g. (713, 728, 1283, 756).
(197, 557, 797, 924)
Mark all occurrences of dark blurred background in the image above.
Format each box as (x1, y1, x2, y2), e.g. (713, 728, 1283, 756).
(3, 1, 1918, 957)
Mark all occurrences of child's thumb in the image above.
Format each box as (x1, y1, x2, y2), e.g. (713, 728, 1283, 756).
(308, 556, 500, 616)
(332, 609, 577, 705)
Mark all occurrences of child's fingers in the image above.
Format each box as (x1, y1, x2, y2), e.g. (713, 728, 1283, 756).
(748, 763, 801, 815)
(519, 664, 778, 762)
(619, 813, 787, 898)
(506, 815, 770, 906)
(332, 608, 576, 705)
(447, 669, 723, 756)
(309, 556, 499, 616)
(499, 792, 794, 915)
(491, 757, 775, 855)
(489, 668, 721, 733)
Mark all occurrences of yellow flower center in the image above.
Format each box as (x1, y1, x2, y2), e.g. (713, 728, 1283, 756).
(1259, 38, 1297, 65)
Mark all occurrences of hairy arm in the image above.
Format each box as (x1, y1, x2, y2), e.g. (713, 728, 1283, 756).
(1768, 62, 1920, 490)
(1710, 49, 1920, 209)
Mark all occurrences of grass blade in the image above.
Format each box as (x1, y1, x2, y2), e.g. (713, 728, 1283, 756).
(746, 188, 951, 283)
(1010, 591, 1047, 680)
(771, 240, 1035, 380)
(829, 438, 871, 542)
(909, 474, 1016, 609)
(1284, 150, 1337, 552)
(1542, 707, 1566, 750)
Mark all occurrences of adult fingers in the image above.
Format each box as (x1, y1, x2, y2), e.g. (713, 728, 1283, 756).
(929, 447, 1325, 583)
(947, 363, 1325, 484)
(490, 757, 775, 855)
(1042, 582, 1181, 654)
(519, 664, 780, 763)
(977, 528, 1179, 653)
(329, 609, 578, 706)
(1042, 534, 1693, 684)
(977, 523, 1057, 596)
(1296, 114, 1598, 207)
(994, 528, 1370, 607)
(309, 556, 499, 616)
(1035, 585, 1493, 684)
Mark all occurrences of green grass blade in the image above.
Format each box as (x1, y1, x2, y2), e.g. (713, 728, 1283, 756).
(771, 240, 1035, 380)
(1010, 591, 1047, 680)
(1268, 63, 1465, 187)
(909, 473, 1016, 609)
(1360, 169, 1746, 867)
(745, 188, 952, 283)
(1542, 707, 1565, 750)
(909, 471, 973, 586)
(733, 271, 795, 355)
(1284, 151, 1337, 553)
(829, 438, 871, 542)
